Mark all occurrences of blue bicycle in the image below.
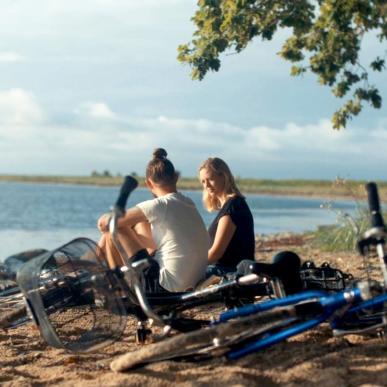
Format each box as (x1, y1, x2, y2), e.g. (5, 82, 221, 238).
(110, 182, 387, 372)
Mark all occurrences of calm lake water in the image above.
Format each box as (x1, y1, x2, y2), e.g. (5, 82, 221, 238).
(0, 182, 357, 260)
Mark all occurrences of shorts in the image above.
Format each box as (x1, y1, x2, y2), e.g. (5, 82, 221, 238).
(131, 249, 170, 294)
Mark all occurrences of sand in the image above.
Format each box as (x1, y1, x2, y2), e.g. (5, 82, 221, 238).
(1, 235, 386, 387)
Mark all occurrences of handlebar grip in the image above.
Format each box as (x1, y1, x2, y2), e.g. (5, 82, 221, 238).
(366, 182, 385, 229)
(114, 176, 138, 211)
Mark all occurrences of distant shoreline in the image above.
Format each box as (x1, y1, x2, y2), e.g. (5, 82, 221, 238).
(1, 174, 386, 200)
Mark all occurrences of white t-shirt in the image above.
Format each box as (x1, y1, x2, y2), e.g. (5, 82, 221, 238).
(136, 192, 209, 292)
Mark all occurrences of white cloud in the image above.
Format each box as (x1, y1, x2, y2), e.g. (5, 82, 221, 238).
(0, 52, 24, 63)
(0, 89, 44, 127)
(0, 95, 386, 179)
(76, 102, 117, 120)
(245, 120, 346, 155)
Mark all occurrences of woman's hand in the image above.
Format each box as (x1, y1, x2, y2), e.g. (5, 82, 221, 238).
(97, 213, 111, 233)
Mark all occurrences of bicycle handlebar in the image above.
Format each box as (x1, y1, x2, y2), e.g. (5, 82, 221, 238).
(366, 182, 385, 230)
(114, 175, 138, 212)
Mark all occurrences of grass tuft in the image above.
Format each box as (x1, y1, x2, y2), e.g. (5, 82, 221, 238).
(311, 207, 370, 252)
(311, 178, 382, 252)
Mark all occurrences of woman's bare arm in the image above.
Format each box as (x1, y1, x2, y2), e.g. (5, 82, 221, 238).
(208, 215, 236, 264)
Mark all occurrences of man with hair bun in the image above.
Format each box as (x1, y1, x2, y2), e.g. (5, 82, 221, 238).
(98, 148, 209, 293)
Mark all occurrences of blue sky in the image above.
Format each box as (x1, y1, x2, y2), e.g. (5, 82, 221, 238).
(0, 0, 386, 180)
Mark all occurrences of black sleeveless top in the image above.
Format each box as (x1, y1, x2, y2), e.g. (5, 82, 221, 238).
(208, 196, 255, 269)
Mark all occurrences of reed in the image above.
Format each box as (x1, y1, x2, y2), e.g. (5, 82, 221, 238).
(311, 207, 371, 252)
(310, 179, 384, 251)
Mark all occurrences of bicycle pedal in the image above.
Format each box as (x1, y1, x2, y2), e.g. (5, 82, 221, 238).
(135, 327, 152, 344)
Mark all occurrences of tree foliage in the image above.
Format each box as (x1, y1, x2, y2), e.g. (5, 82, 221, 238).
(178, 0, 387, 129)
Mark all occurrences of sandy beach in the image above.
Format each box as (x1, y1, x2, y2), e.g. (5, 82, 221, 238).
(1, 234, 386, 387)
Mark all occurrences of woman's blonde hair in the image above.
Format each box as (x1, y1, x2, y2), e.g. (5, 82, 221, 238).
(146, 148, 179, 186)
(199, 157, 242, 212)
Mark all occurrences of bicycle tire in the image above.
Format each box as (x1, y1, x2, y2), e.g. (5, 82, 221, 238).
(110, 306, 298, 372)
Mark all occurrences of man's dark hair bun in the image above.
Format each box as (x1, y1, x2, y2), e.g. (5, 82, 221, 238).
(153, 148, 167, 160)
(147, 147, 178, 185)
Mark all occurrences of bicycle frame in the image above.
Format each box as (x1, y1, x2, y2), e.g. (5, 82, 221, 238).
(224, 284, 370, 360)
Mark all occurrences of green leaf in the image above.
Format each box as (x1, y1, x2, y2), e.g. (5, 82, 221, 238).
(370, 57, 385, 72)
(290, 65, 306, 76)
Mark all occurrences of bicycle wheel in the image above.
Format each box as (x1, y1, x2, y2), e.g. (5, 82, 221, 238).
(110, 306, 299, 372)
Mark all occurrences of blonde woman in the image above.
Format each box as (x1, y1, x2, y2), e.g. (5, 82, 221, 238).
(199, 157, 255, 277)
(98, 148, 209, 293)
